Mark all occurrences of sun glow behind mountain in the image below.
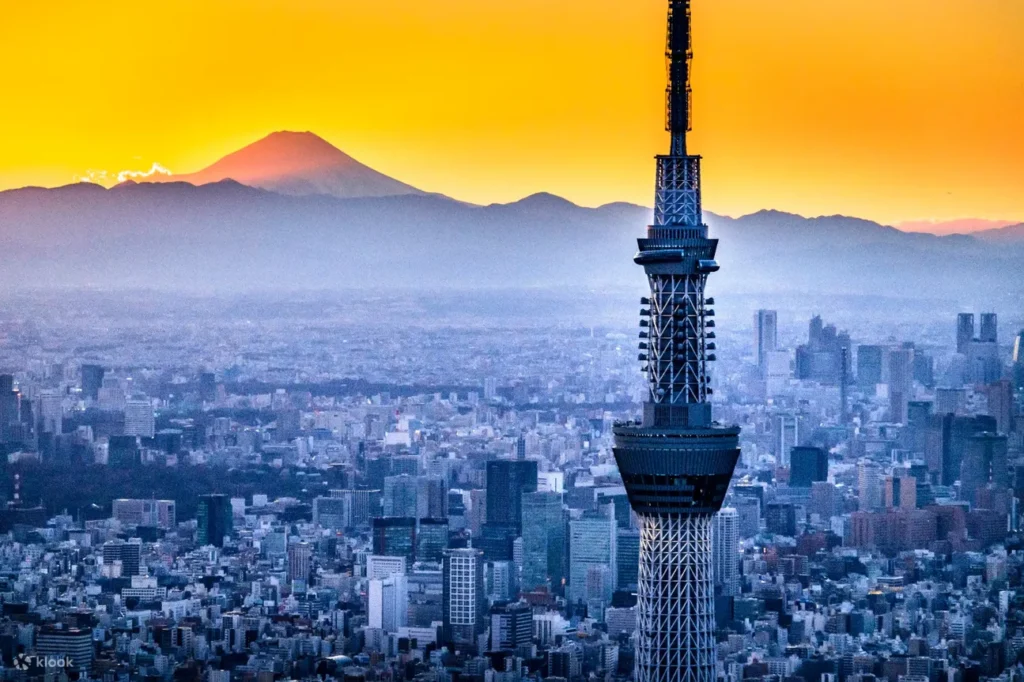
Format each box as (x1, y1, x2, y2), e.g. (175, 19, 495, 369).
(1, 0, 1022, 224)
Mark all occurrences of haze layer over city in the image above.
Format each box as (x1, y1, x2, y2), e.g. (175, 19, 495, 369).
(0, 2, 1023, 682)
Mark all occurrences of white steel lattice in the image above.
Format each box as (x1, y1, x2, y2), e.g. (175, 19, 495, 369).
(635, 513, 716, 682)
(645, 274, 708, 405)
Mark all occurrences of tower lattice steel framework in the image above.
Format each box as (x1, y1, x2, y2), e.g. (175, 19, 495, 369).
(612, 2, 741, 682)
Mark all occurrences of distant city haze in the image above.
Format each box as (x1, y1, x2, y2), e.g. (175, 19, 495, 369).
(2, 0, 1022, 225)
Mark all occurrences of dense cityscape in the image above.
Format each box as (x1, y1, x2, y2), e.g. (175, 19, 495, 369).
(0, 289, 1021, 682)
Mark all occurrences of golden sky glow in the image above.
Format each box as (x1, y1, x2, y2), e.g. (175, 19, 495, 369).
(2, 0, 1022, 224)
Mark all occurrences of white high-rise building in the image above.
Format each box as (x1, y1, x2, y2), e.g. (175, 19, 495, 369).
(857, 460, 882, 512)
(755, 310, 779, 374)
(442, 548, 485, 651)
(712, 507, 740, 596)
(568, 512, 617, 604)
(368, 575, 408, 632)
(124, 399, 155, 438)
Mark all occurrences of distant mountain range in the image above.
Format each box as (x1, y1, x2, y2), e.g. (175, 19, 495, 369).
(0, 132, 1021, 299)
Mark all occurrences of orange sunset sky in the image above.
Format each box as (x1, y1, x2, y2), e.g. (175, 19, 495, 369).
(1, 0, 1022, 225)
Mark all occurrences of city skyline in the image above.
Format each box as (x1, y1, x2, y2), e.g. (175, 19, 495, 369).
(2, 0, 1023, 225)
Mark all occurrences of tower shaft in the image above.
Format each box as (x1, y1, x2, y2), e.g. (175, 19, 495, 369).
(613, 2, 740, 681)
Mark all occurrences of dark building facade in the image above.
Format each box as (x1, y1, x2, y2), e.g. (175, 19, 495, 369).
(790, 446, 829, 488)
(372, 517, 417, 562)
(485, 460, 537, 532)
(197, 494, 233, 548)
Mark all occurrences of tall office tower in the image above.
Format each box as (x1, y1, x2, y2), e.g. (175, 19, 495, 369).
(957, 313, 975, 354)
(287, 542, 312, 583)
(368, 574, 408, 632)
(857, 460, 882, 511)
(489, 601, 533, 652)
(884, 473, 917, 510)
(0, 375, 20, 444)
(417, 475, 449, 519)
(568, 511, 617, 605)
(986, 380, 1015, 434)
(485, 460, 538, 531)
(38, 390, 63, 435)
(612, 5, 741, 678)
(764, 502, 797, 536)
(1013, 330, 1024, 389)
(516, 435, 527, 461)
(754, 310, 778, 374)
(442, 548, 486, 653)
(199, 372, 217, 403)
(81, 364, 105, 401)
(888, 346, 915, 424)
(372, 517, 417, 562)
(856, 345, 886, 388)
(383, 474, 419, 517)
(980, 313, 998, 343)
(124, 399, 156, 438)
(906, 401, 934, 455)
(520, 491, 566, 593)
(416, 517, 450, 563)
(795, 316, 851, 384)
(711, 508, 739, 597)
(197, 494, 233, 547)
(960, 433, 1009, 505)
(102, 539, 142, 576)
(789, 446, 829, 487)
(616, 527, 641, 591)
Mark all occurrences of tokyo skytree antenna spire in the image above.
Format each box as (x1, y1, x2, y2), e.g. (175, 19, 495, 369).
(612, 2, 741, 682)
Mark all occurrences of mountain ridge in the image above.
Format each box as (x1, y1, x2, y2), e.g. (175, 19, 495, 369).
(0, 180, 1021, 303)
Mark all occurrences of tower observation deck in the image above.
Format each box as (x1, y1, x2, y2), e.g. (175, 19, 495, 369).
(611, 2, 740, 682)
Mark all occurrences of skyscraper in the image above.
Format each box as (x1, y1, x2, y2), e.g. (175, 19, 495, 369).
(611, 4, 741, 680)
(442, 547, 485, 653)
(957, 313, 975, 355)
(520, 491, 566, 593)
(383, 474, 419, 517)
(81, 364, 105, 401)
(287, 541, 312, 583)
(485, 459, 538, 531)
(1014, 330, 1024, 392)
(102, 539, 142, 576)
(980, 313, 998, 343)
(754, 310, 778, 374)
(567, 511, 617, 605)
(197, 494, 233, 547)
(711, 508, 739, 597)
(372, 517, 417, 562)
(960, 433, 1009, 505)
(124, 399, 156, 438)
(789, 446, 829, 487)
(856, 345, 886, 387)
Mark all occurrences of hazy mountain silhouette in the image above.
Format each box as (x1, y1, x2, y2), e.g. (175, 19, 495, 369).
(1, 181, 1021, 302)
(148, 131, 424, 199)
(971, 222, 1024, 243)
(896, 218, 1018, 235)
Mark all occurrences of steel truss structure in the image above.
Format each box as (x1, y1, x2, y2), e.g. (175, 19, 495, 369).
(635, 513, 715, 682)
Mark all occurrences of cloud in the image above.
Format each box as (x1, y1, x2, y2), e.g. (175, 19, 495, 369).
(117, 162, 173, 183)
(75, 169, 112, 185)
(75, 163, 174, 186)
